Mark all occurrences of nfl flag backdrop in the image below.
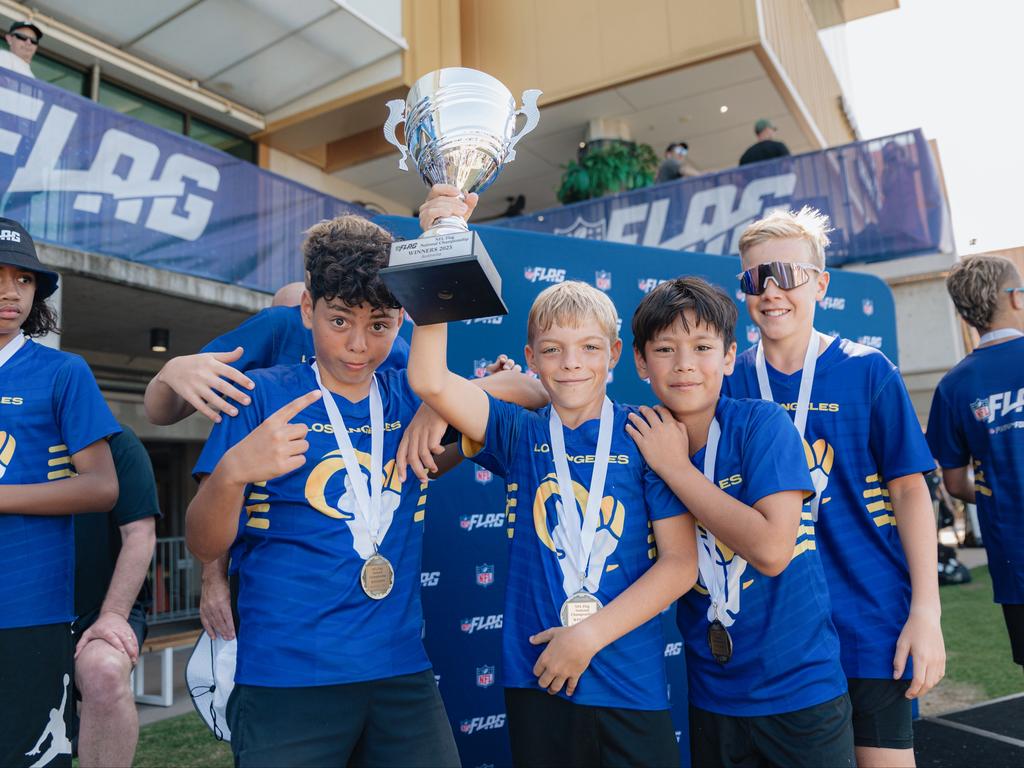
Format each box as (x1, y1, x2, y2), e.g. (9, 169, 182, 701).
(378, 216, 899, 768)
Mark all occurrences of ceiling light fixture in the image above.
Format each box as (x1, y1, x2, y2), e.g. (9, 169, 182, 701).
(150, 327, 169, 353)
(720, 105, 729, 113)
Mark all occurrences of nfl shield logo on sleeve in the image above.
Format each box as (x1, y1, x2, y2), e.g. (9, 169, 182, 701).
(475, 564, 495, 587)
(459, 515, 473, 530)
(475, 468, 493, 484)
(476, 665, 496, 687)
(971, 398, 991, 422)
(460, 719, 473, 734)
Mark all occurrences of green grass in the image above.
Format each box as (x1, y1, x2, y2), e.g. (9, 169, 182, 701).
(941, 565, 1024, 699)
(133, 712, 232, 768)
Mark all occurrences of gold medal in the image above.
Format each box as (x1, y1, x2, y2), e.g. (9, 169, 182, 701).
(360, 553, 395, 600)
(707, 619, 733, 664)
(559, 591, 602, 627)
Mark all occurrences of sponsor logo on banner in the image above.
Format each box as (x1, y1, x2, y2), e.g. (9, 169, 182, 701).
(475, 665, 496, 688)
(460, 615, 503, 634)
(524, 267, 566, 283)
(553, 215, 606, 240)
(862, 298, 875, 316)
(420, 571, 440, 587)
(473, 358, 490, 378)
(734, 288, 746, 303)
(746, 325, 761, 344)
(0, 84, 222, 241)
(461, 513, 505, 531)
(818, 296, 846, 311)
(595, 270, 612, 291)
(638, 277, 667, 294)
(664, 642, 682, 657)
(857, 335, 882, 349)
(971, 398, 991, 422)
(463, 316, 503, 325)
(459, 714, 506, 735)
(475, 468, 493, 485)
(475, 563, 495, 586)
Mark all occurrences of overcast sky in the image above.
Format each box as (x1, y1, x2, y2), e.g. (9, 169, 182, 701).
(820, 0, 1021, 255)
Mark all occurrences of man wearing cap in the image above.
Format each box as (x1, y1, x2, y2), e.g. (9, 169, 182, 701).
(0, 217, 120, 768)
(0, 21, 42, 79)
(739, 118, 791, 166)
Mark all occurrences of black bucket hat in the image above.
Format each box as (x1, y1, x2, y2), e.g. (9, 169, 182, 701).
(0, 218, 58, 298)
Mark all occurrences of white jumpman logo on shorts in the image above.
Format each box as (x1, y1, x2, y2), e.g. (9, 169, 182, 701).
(25, 673, 72, 767)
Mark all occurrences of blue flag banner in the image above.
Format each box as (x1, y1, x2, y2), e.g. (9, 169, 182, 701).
(0, 70, 366, 293)
(378, 216, 899, 768)
(492, 129, 951, 266)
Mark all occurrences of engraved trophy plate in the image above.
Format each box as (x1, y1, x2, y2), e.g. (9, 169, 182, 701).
(382, 68, 542, 324)
(360, 553, 395, 600)
(559, 591, 603, 627)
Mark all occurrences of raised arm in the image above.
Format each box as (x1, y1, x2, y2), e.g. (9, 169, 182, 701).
(407, 323, 492, 443)
(0, 439, 118, 516)
(144, 347, 255, 425)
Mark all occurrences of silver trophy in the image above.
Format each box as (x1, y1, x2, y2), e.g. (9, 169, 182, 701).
(381, 67, 541, 324)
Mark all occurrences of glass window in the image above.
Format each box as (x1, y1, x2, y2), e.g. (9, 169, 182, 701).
(28, 52, 88, 97)
(98, 80, 184, 134)
(188, 117, 255, 163)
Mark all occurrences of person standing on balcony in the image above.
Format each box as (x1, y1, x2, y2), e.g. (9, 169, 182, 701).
(72, 425, 159, 768)
(927, 255, 1024, 671)
(739, 119, 791, 166)
(655, 142, 689, 184)
(0, 21, 42, 79)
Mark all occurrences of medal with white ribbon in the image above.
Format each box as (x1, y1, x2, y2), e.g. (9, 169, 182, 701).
(697, 418, 739, 664)
(311, 362, 393, 600)
(978, 328, 1024, 344)
(0, 333, 26, 370)
(755, 329, 833, 521)
(549, 397, 614, 627)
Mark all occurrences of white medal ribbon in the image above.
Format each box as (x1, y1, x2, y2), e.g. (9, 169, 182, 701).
(978, 328, 1024, 344)
(548, 397, 614, 596)
(311, 362, 385, 552)
(0, 333, 26, 370)
(755, 329, 833, 522)
(696, 419, 745, 627)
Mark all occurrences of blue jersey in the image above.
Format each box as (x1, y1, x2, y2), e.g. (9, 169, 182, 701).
(724, 338, 935, 679)
(676, 396, 843, 716)
(463, 396, 686, 711)
(927, 337, 1024, 604)
(0, 339, 119, 628)
(201, 305, 409, 371)
(193, 364, 430, 687)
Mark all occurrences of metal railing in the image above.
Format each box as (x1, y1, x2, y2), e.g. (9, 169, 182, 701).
(148, 536, 200, 624)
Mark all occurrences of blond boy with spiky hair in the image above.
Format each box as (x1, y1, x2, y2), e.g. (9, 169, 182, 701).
(723, 207, 944, 767)
(409, 187, 697, 768)
(927, 255, 1024, 672)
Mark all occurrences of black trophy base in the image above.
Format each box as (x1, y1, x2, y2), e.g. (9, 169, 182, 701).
(382, 231, 508, 325)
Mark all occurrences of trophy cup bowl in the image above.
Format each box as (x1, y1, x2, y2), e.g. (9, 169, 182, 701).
(381, 67, 541, 324)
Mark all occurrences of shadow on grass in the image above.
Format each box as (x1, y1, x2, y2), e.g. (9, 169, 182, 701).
(134, 711, 232, 768)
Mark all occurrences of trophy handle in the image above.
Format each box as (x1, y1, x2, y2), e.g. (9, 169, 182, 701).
(505, 89, 542, 163)
(383, 99, 409, 171)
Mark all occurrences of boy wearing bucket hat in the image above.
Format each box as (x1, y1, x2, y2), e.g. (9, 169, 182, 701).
(0, 217, 120, 767)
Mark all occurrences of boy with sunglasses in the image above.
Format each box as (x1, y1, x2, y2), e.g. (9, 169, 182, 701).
(724, 208, 944, 767)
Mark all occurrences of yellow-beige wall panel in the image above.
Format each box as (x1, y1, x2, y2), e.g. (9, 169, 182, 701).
(758, 0, 855, 147)
(404, 0, 463, 83)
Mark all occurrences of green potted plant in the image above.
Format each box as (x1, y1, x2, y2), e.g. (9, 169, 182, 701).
(556, 140, 658, 204)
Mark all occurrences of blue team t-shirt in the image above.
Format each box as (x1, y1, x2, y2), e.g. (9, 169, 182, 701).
(201, 305, 409, 371)
(927, 336, 1024, 604)
(193, 364, 431, 687)
(463, 395, 686, 711)
(675, 396, 845, 716)
(724, 337, 936, 679)
(0, 339, 120, 628)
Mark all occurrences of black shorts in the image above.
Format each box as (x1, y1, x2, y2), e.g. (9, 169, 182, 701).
(71, 602, 149, 671)
(1003, 603, 1024, 666)
(690, 693, 854, 768)
(0, 622, 74, 768)
(847, 677, 913, 750)
(226, 669, 459, 767)
(504, 686, 680, 768)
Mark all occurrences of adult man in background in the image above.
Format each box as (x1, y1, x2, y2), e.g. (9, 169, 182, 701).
(927, 255, 1024, 670)
(73, 425, 160, 767)
(655, 141, 689, 184)
(739, 118, 791, 166)
(0, 20, 41, 78)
